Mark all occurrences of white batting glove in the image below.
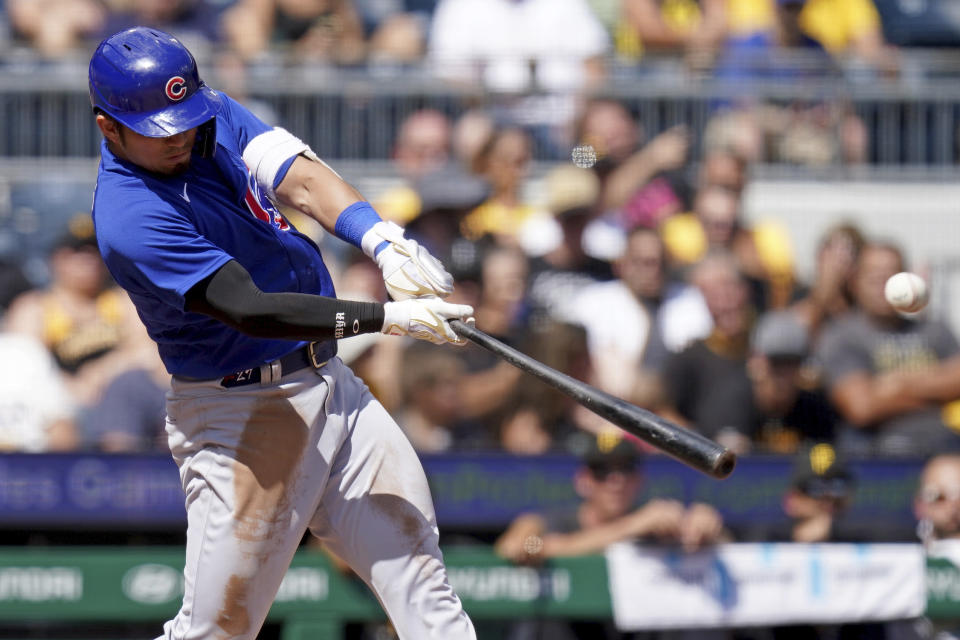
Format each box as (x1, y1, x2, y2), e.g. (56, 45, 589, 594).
(382, 297, 474, 346)
(361, 221, 454, 301)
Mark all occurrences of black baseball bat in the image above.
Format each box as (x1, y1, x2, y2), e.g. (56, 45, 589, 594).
(450, 320, 736, 479)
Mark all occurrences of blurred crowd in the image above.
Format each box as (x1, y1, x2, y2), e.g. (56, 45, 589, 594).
(1, 0, 910, 73)
(0, 0, 951, 458)
(2, 93, 960, 463)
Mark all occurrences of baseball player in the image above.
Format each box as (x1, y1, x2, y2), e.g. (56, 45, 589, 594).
(88, 27, 476, 640)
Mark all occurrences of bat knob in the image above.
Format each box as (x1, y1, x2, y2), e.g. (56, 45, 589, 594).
(711, 449, 737, 479)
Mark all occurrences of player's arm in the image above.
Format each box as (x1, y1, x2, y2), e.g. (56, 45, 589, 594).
(272, 154, 365, 231)
(273, 154, 454, 300)
(184, 259, 472, 346)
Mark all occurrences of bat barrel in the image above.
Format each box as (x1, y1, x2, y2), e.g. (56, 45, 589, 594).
(451, 320, 736, 479)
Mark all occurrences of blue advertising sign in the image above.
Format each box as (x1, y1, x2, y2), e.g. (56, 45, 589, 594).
(0, 453, 925, 534)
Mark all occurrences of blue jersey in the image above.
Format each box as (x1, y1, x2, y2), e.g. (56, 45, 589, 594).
(93, 93, 336, 379)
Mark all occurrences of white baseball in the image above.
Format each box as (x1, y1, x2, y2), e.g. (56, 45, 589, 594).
(884, 272, 929, 313)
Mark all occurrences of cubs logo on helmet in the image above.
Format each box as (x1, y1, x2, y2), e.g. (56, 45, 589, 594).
(165, 76, 188, 102)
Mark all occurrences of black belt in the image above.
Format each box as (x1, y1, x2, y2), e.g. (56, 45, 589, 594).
(219, 341, 336, 388)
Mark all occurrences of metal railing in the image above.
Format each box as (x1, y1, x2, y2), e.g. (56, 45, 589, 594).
(2, 50, 960, 164)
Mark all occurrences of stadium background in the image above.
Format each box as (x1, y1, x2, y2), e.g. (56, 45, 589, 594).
(2, 0, 960, 638)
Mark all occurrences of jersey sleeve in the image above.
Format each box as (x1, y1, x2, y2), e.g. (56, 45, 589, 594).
(95, 187, 232, 311)
(218, 94, 310, 201)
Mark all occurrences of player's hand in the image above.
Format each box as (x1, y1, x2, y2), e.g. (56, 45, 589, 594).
(382, 297, 473, 346)
(365, 221, 454, 300)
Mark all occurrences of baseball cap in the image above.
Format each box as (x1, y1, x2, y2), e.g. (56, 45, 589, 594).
(543, 165, 599, 218)
(53, 213, 98, 251)
(751, 310, 809, 361)
(582, 432, 643, 477)
(414, 165, 490, 215)
(790, 442, 854, 499)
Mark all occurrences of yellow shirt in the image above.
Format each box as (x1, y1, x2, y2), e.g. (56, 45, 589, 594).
(799, 0, 881, 53)
(461, 200, 539, 241)
(615, 0, 776, 57)
(725, 0, 776, 38)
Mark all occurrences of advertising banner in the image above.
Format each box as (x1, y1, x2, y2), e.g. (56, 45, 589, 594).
(607, 543, 926, 629)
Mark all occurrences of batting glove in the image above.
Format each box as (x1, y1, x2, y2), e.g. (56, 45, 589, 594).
(382, 297, 474, 346)
(362, 221, 454, 301)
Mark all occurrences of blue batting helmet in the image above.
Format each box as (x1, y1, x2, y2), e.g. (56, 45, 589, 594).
(89, 27, 220, 137)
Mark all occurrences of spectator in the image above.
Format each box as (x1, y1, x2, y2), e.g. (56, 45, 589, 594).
(775, 0, 897, 75)
(0, 334, 77, 452)
(451, 245, 527, 435)
(395, 341, 490, 453)
(748, 310, 836, 454)
(697, 146, 748, 197)
(523, 166, 614, 330)
(564, 226, 710, 404)
(0, 258, 33, 319)
(915, 453, 960, 640)
(575, 98, 691, 229)
(916, 453, 960, 548)
(405, 163, 490, 272)
(816, 241, 960, 457)
(470, 244, 530, 339)
(392, 108, 453, 180)
(495, 433, 726, 639)
(741, 443, 919, 639)
(357, 0, 433, 63)
(479, 320, 599, 453)
(428, 0, 609, 157)
(661, 182, 798, 312)
(7, 0, 106, 59)
(427, 0, 608, 93)
(451, 108, 496, 172)
(82, 351, 168, 452)
(461, 127, 540, 247)
(617, 0, 727, 68)
(375, 108, 455, 226)
(656, 251, 756, 452)
(3, 216, 157, 409)
(755, 443, 858, 542)
(104, 0, 226, 46)
(791, 221, 866, 342)
(221, 0, 366, 65)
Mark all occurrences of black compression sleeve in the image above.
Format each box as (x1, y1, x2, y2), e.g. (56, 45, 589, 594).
(184, 260, 385, 341)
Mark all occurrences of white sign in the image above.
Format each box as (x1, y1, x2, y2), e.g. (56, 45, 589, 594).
(606, 542, 926, 630)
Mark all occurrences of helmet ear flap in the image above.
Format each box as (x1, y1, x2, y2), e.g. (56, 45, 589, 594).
(196, 117, 217, 158)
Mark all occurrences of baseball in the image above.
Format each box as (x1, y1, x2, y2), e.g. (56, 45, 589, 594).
(884, 272, 929, 313)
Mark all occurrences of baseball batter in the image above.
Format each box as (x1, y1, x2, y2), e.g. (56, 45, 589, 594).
(88, 27, 476, 640)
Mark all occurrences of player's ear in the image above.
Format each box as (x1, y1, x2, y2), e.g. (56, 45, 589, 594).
(95, 112, 123, 145)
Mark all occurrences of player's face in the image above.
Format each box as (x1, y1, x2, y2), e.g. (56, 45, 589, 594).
(97, 114, 197, 175)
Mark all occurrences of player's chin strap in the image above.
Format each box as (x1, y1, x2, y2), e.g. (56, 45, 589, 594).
(195, 118, 217, 159)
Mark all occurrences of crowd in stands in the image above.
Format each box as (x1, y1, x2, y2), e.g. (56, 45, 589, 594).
(0, 0, 933, 71)
(0, 93, 957, 467)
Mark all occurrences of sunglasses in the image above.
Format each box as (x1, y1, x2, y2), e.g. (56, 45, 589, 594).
(919, 486, 960, 504)
(588, 463, 638, 480)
